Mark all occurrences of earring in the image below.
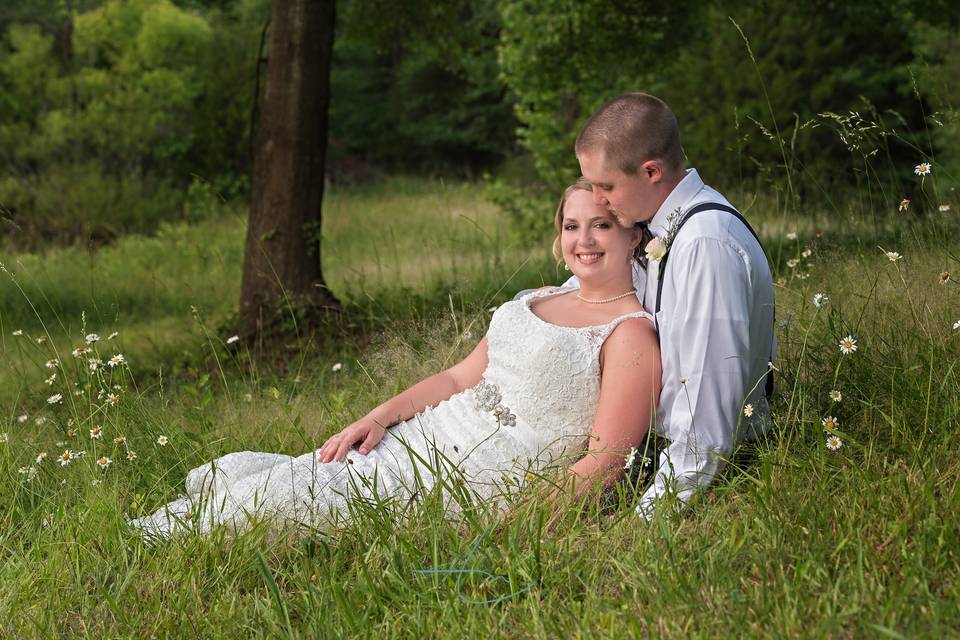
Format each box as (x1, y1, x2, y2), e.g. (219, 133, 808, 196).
(563, 264, 570, 271)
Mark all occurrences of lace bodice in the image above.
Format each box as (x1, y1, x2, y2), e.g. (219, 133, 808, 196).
(476, 287, 653, 457)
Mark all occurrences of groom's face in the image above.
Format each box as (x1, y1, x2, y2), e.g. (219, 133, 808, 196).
(578, 151, 659, 227)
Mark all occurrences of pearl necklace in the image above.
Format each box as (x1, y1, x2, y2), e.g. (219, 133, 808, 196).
(576, 289, 636, 304)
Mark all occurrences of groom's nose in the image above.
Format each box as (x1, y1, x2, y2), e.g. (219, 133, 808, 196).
(591, 188, 608, 207)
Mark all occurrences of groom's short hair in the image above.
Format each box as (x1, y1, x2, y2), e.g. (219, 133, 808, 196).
(576, 93, 684, 175)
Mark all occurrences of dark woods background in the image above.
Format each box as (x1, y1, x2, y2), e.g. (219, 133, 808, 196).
(1, 0, 958, 247)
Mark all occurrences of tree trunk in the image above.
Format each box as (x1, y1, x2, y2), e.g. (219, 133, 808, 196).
(239, 0, 339, 338)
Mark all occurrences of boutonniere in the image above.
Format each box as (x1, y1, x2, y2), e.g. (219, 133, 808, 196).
(643, 207, 683, 263)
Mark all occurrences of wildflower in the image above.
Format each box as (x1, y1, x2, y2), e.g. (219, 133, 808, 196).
(89, 426, 102, 439)
(743, 404, 754, 417)
(914, 162, 932, 176)
(0, 432, 7, 443)
(114, 436, 126, 446)
(47, 393, 63, 404)
(35, 416, 47, 425)
(66, 428, 76, 438)
(35, 452, 47, 464)
(107, 332, 118, 340)
(797, 273, 810, 280)
(826, 436, 843, 451)
(17, 414, 28, 423)
(91, 479, 101, 486)
(243, 393, 252, 403)
(838, 335, 858, 354)
(66, 418, 74, 426)
(801, 248, 812, 259)
(157, 435, 168, 446)
(786, 259, 799, 269)
(36, 335, 47, 344)
(776, 277, 786, 286)
(126, 450, 137, 461)
(332, 362, 343, 372)
(644, 237, 667, 262)
(488, 306, 497, 313)
(813, 293, 829, 308)
(953, 320, 960, 330)
(96, 456, 112, 470)
(85, 333, 100, 344)
(108, 354, 125, 367)
(940, 271, 951, 285)
(88, 358, 102, 372)
(74, 390, 84, 397)
(226, 335, 240, 345)
(786, 231, 798, 241)
(940, 204, 951, 213)
(821, 416, 839, 431)
(71, 346, 87, 358)
(18, 466, 37, 481)
(885, 251, 903, 263)
(898, 198, 910, 212)
(58, 450, 74, 466)
(829, 390, 843, 402)
(624, 446, 637, 470)
(462, 330, 474, 341)
(12, 329, 23, 336)
(106, 393, 119, 406)
(45, 358, 59, 369)
(44, 373, 57, 386)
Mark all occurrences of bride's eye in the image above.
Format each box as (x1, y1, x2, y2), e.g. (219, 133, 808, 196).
(594, 222, 611, 229)
(563, 224, 577, 231)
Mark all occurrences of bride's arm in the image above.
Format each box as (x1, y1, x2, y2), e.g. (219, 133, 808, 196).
(318, 337, 489, 462)
(565, 318, 661, 495)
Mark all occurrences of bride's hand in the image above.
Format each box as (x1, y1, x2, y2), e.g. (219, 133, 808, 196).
(317, 418, 386, 463)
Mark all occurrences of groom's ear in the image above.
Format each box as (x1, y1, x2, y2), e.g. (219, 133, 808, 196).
(641, 160, 663, 183)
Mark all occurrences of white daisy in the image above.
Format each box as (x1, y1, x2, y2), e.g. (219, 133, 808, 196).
(157, 435, 168, 446)
(898, 198, 910, 212)
(826, 436, 843, 451)
(12, 329, 23, 336)
(801, 249, 812, 258)
(96, 456, 112, 469)
(953, 320, 960, 330)
(47, 393, 63, 404)
(939, 204, 951, 213)
(838, 335, 858, 354)
(885, 251, 902, 262)
(0, 432, 8, 443)
(58, 450, 74, 466)
(35, 452, 47, 464)
(88, 358, 102, 372)
(813, 293, 829, 308)
(71, 346, 87, 358)
(226, 335, 240, 345)
(126, 450, 137, 461)
(914, 162, 932, 176)
(89, 426, 103, 439)
(106, 393, 119, 406)
(45, 358, 59, 369)
(18, 466, 37, 481)
(332, 362, 343, 372)
(107, 354, 125, 367)
(829, 390, 843, 402)
(624, 446, 637, 470)
(85, 333, 100, 344)
(91, 479, 102, 486)
(114, 436, 126, 446)
(786, 232, 798, 241)
(743, 404, 754, 417)
(36, 335, 47, 344)
(45, 373, 57, 386)
(17, 414, 28, 423)
(821, 416, 839, 431)
(107, 332, 118, 340)
(787, 258, 799, 269)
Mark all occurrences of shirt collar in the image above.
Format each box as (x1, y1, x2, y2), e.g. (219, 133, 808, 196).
(647, 168, 704, 237)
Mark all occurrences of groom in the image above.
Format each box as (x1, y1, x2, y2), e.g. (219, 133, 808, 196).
(568, 92, 776, 517)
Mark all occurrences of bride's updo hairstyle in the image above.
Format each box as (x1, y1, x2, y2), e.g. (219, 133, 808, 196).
(552, 178, 644, 265)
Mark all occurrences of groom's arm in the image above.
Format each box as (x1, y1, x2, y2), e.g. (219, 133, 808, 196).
(636, 237, 756, 518)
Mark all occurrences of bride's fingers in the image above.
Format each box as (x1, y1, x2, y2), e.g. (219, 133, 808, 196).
(358, 428, 382, 455)
(333, 430, 359, 461)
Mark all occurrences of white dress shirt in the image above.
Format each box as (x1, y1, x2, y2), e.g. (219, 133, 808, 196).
(565, 169, 775, 517)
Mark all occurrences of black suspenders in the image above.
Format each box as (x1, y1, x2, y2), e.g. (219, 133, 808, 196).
(653, 202, 775, 397)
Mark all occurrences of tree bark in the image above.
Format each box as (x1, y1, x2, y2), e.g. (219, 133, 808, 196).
(239, 0, 339, 338)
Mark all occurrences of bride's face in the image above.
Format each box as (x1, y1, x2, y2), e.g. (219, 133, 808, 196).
(560, 190, 640, 281)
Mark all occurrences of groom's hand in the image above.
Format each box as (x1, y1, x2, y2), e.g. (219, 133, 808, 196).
(317, 419, 386, 463)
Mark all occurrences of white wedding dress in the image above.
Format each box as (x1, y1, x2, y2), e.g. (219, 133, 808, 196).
(129, 288, 652, 538)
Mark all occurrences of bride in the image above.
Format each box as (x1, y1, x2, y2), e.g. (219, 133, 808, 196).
(129, 179, 661, 538)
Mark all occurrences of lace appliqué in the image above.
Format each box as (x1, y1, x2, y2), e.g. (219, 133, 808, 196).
(473, 379, 517, 426)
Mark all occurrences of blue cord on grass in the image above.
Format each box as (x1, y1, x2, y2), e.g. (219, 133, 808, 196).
(413, 526, 535, 605)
